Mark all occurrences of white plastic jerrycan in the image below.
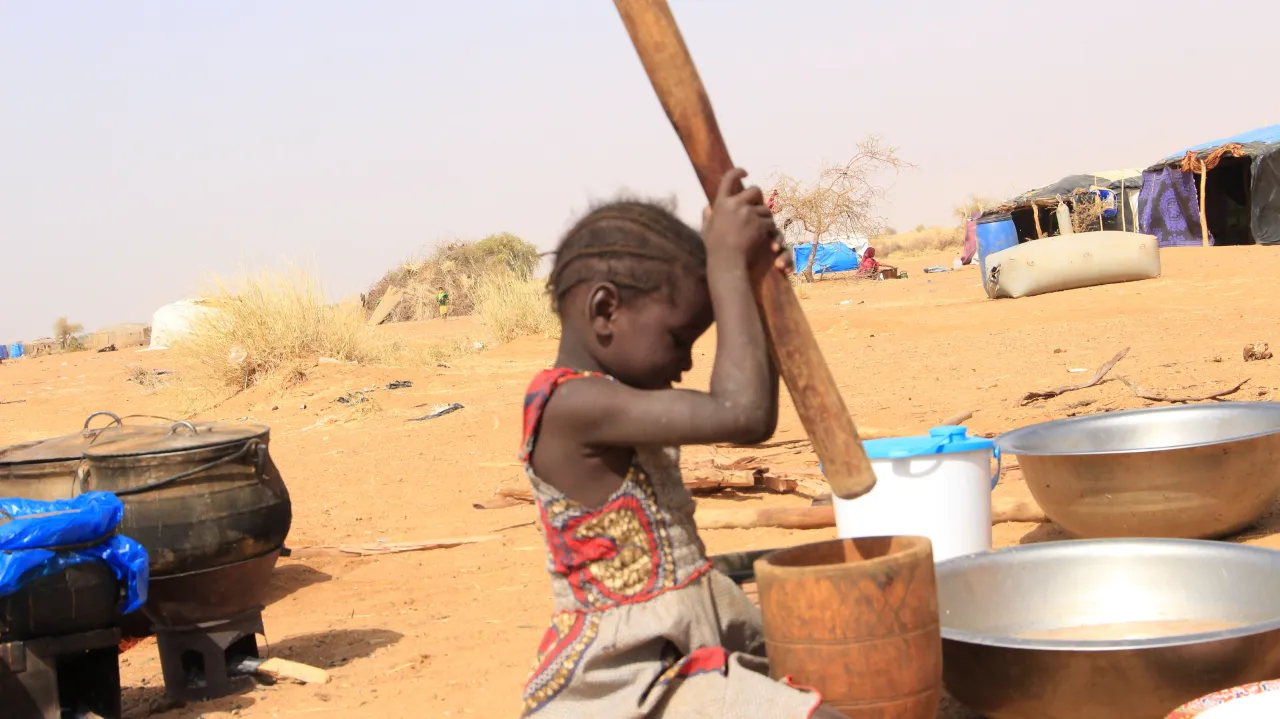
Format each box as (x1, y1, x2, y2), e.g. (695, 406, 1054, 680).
(831, 426, 1000, 563)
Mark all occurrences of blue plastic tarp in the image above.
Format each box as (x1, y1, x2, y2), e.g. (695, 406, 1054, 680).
(8, 343, 21, 359)
(793, 241, 861, 275)
(1177, 123, 1280, 156)
(0, 492, 149, 614)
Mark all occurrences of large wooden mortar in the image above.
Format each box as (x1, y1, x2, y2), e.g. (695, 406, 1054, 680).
(754, 537, 941, 718)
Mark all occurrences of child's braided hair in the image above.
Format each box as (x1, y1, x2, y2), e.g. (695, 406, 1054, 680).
(547, 199, 707, 312)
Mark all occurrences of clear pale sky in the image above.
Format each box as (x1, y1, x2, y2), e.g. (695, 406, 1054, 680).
(3, 1, 1277, 341)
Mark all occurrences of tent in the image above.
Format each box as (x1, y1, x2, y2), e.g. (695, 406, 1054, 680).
(148, 299, 217, 350)
(1138, 123, 1280, 247)
(792, 237, 866, 276)
(981, 172, 1142, 243)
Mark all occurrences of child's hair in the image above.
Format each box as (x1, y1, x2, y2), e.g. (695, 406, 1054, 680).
(547, 199, 707, 312)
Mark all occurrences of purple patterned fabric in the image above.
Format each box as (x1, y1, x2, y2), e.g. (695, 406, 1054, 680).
(1140, 167, 1214, 247)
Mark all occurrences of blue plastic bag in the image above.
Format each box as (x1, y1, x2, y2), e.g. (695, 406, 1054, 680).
(0, 492, 149, 614)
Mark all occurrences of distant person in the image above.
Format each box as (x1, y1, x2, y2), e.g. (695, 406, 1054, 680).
(517, 169, 842, 718)
(858, 246, 881, 277)
(436, 288, 449, 320)
(961, 212, 979, 265)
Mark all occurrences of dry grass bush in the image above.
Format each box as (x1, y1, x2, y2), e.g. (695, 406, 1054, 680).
(366, 233, 540, 322)
(1070, 199, 1105, 234)
(125, 365, 168, 393)
(475, 267, 561, 343)
(178, 268, 403, 397)
(875, 226, 964, 259)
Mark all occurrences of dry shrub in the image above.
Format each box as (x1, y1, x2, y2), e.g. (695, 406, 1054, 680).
(1071, 199, 1105, 233)
(366, 233, 540, 322)
(475, 267, 560, 343)
(126, 365, 169, 393)
(178, 268, 402, 396)
(876, 226, 964, 259)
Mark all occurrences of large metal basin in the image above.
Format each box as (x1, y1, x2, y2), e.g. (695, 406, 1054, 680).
(997, 403, 1280, 538)
(938, 539, 1280, 719)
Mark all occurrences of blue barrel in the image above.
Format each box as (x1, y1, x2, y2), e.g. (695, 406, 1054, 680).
(975, 215, 1019, 296)
(8, 343, 22, 359)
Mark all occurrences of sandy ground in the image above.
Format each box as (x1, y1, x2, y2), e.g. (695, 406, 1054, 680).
(3, 247, 1280, 718)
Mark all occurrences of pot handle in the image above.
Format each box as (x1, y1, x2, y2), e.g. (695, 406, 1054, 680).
(83, 411, 123, 431)
(990, 446, 1002, 491)
(166, 421, 199, 436)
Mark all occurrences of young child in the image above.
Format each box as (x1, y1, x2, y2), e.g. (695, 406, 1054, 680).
(436, 287, 450, 320)
(519, 169, 843, 718)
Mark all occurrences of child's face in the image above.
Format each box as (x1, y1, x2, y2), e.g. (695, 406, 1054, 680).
(601, 277, 712, 390)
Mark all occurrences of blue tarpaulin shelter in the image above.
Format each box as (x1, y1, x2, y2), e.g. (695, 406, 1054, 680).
(793, 241, 862, 275)
(1141, 123, 1280, 246)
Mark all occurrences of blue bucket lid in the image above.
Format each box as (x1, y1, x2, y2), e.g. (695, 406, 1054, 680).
(863, 426, 994, 460)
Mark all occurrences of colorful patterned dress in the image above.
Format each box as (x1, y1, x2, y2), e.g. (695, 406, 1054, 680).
(519, 368, 822, 718)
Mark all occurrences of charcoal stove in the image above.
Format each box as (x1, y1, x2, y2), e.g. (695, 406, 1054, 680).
(154, 609, 263, 702)
(0, 627, 122, 719)
(144, 550, 280, 702)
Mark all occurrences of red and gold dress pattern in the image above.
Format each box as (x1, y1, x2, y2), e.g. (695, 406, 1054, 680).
(518, 368, 821, 719)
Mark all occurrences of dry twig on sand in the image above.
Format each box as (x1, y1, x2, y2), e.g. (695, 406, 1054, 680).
(474, 487, 535, 510)
(1019, 347, 1129, 406)
(287, 535, 498, 558)
(1117, 376, 1250, 403)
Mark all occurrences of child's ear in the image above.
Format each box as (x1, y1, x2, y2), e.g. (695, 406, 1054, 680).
(586, 282, 621, 343)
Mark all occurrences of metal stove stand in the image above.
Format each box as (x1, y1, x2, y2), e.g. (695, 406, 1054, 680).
(154, 607, 264, 703)
(0, 627, 122, 719)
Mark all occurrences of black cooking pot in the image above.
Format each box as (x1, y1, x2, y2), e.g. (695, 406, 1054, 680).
(80, 421, 292, 578)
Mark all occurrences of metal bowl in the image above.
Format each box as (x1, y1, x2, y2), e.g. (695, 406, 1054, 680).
(997, 402, 1280, 538)
(938, 539, 1280, 719)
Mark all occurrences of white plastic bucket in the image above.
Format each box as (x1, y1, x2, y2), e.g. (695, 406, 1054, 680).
(831, 426, 999, 563)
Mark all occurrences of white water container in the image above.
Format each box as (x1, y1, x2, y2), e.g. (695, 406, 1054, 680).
(832, 426, 999, 563)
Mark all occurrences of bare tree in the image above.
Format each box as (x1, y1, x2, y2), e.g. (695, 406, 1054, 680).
(769, 137, 911, 281)
(53, 316, 84, 349)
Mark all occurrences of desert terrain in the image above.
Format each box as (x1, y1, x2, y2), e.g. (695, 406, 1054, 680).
(4, 247, 1280, 718)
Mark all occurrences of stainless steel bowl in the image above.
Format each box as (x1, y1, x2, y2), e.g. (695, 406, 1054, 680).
(997, 402, 1280, 538)
(938, 539, 1280, 719)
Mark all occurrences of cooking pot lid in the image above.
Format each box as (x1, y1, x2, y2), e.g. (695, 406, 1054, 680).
(0, 424, 172, 465)
(82, 422, 270, 458)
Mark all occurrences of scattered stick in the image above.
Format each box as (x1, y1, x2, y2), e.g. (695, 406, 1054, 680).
(0, 399, 27, 405)
(286, 535, 498, 558)
(407, 403, 464, 422)
(695, 506, 835, 531)
(940, 410, 974, 426)
(233, 657, 330, 685)
(473, 487, 535, 510)
(711, 438, 810, 450)
(1020, 347, 1129, 406)
(1117, 376, 1250, 404)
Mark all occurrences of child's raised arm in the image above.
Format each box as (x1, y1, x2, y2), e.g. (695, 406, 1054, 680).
(545, 169, 785, 448)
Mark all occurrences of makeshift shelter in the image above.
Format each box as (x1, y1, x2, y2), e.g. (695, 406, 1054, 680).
(982, 172, 1142, 243)
(88, 323, 150, 350)
(1139, 124, 1280, 247)
(148, 299, 217, 350)
(792, 237, 867, 276)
